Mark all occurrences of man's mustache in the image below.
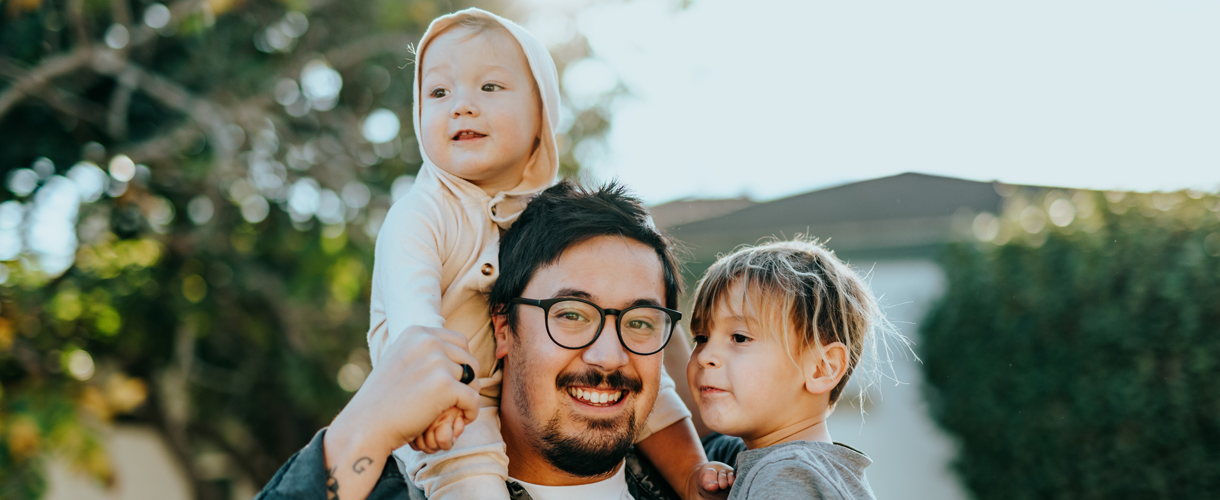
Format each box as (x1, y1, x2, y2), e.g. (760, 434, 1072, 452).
(556, 369, 643, 392)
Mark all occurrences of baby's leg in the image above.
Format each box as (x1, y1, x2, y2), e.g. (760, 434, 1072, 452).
(396, 404, 510, 500)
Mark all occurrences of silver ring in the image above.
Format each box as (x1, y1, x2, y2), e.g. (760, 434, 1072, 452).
(459, 364, 475, 385)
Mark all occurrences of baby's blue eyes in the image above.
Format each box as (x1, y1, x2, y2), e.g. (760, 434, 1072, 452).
(481, 83, 502, 92)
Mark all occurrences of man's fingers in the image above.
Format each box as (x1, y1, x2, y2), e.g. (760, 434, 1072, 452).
(454, 383, 481, 423)
(437, 340, 480, 382)
(428, 327, 472, 354)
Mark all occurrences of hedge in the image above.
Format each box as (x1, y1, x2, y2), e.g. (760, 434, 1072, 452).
(921, 189, 1220, 499)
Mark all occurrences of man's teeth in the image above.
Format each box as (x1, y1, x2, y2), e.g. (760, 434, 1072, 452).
(566, 387, 623, 404)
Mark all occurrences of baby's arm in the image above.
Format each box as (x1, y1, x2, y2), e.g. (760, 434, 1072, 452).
(368, 195, 448, 366)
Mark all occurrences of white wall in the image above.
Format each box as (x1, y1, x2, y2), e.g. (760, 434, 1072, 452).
(826, 259, 970, 500)
(45, 425, 191, 500)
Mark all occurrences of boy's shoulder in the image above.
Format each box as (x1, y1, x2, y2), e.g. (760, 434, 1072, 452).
(731, 441, 876, 500)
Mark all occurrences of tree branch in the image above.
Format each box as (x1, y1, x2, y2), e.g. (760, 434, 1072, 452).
(107, 69, 139, 140)
(67, 0, 89, 47)
(0, 48, 94, 119)
(0, 57, 108, 125)
(0, 0, 205, 122)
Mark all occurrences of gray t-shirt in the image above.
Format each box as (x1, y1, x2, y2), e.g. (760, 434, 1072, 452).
(727, 441, 876, 500)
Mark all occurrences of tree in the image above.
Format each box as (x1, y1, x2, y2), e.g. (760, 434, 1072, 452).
(0, 0, 618, 497)
(921, 188, 1220, 499)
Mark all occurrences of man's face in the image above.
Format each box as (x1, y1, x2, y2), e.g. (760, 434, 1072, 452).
(495, 235, 665, 479)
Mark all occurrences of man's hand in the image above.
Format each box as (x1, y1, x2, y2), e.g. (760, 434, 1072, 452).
(690, 461, 736, 500)
(322, 326, 481, 500)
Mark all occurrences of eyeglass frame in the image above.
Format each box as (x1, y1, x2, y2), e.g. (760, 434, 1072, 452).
(510, 297, 682, 356)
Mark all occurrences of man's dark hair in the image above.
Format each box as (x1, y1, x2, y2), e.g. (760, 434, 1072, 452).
(490, 180, 682, 330)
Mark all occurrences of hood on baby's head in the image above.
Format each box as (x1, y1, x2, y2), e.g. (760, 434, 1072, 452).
(410, 8, 560, 197)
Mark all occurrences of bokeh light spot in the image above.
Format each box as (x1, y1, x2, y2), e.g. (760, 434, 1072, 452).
(109, 155, 136, 182)
(362, 109, 400, 144)
(337, 363, 366, 392)
(68, 350, 95, 381)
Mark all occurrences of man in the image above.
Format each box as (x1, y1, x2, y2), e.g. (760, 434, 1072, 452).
(256, 181, 714, 500)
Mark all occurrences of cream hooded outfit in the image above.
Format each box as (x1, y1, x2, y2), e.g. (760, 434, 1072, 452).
(367, 8, 690, 499)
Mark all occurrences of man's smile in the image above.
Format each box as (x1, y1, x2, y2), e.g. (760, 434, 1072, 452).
(565, 386, 627, 407)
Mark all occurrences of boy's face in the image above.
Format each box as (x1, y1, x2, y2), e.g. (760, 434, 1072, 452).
(419, 27, 541, 194)
(687, 281, 819, 443)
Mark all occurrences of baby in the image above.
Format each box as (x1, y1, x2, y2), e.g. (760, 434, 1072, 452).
(687, 239, 888, 499)
(369, 8, 717, 500)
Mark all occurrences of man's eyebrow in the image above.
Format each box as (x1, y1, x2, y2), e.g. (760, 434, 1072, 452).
(629, 298, 662, 308)
(551, 289, 663, 308)
(552, 288, 594, 301)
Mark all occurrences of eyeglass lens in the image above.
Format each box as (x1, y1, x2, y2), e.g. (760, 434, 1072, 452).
(546, 300, 672, 353)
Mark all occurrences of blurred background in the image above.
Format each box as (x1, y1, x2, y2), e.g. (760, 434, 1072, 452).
(1, 0, 1218, 499)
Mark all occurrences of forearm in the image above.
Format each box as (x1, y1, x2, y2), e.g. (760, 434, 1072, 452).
(323, 409, 395, 500)
(636, 418, 708, 500)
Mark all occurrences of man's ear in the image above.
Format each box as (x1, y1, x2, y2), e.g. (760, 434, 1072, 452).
(802, 341, 848, 396)
(493, 312, 511, 360)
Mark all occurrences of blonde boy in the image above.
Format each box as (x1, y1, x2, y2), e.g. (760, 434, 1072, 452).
(369, 8, 714, 500)
(687, 240, 884, 499)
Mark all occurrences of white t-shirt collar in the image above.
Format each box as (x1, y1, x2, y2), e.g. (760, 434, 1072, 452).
(509, 462, 634, 500)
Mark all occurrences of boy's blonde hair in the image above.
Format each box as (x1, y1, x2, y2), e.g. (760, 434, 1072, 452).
(691, 237, 892, 407)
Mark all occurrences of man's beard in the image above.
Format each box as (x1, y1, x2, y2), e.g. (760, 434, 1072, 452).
(517, 366, 645, 478)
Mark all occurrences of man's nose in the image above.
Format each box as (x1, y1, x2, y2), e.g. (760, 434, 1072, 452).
(582, 316, 631, 372)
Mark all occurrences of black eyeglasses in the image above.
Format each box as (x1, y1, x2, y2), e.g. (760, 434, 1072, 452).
(511, 297, 681, 356)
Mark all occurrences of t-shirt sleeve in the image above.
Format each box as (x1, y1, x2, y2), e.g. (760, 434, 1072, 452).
(741, 459, 849, 500)
(368, 193, 449, 366)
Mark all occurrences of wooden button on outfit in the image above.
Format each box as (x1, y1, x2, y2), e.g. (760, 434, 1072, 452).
(481, 263, 494, 276)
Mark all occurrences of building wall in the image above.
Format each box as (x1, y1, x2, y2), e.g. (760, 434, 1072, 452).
(45, 425, 192, 500)
(825, 259, 970, 500)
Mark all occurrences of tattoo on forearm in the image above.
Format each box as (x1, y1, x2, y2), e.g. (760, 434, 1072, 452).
(353, 457, 373, 473)
(326, 466, 340, 500)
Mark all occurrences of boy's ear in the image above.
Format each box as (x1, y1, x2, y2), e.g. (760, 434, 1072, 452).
(802, 341, 848, 396)
(493, 313, 511, 360)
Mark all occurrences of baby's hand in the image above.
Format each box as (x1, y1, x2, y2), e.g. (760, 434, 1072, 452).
(694, 461, 736, 499)
(409, 407, 466, 454)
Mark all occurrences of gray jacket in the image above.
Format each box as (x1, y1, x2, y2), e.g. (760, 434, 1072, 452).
(254, 429, 680, 500)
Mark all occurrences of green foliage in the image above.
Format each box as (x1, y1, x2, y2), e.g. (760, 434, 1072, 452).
(0, 0, 614, 497)
(921, 189, 1220, 499)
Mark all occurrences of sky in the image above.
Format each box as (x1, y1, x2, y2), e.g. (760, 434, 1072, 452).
(529, 0, 1220, 204)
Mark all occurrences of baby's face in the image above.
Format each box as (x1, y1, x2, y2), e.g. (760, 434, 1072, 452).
(419, 27, 541, 194)
(687, 282, 813, 442)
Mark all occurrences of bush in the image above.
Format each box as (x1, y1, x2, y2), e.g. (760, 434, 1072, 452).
(921, 189, 1220, 499)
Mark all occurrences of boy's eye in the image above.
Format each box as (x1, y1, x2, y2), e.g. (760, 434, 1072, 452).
(731, 333, 751, 344)
(481, 83, 502, 92)
(429, 88, 449, 98)
(691, 334, 708, 344)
